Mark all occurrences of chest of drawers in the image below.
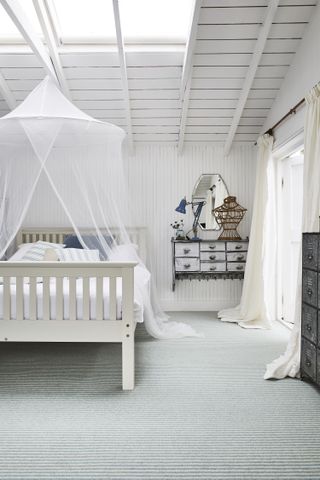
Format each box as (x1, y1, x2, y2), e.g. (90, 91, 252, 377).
(172, 238, 248, 291)
(301, 233, 320, 387)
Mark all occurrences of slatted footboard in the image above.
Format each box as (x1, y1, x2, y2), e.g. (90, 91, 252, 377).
(0, 261, 137, 390)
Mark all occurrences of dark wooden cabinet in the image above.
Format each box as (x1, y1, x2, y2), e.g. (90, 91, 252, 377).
(301, 233, 320, 387)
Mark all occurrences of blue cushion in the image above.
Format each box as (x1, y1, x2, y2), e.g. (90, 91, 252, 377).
(64, 235, 114, 260)
(64, 235, 83, 249)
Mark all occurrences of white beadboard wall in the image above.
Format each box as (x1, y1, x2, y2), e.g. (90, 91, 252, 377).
(24, 143, 256, 311)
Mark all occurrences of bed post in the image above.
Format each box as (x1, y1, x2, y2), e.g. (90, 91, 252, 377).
(121, 266, 135, 390)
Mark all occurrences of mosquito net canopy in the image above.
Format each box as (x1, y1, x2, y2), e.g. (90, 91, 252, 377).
(0, 76, 197, 339)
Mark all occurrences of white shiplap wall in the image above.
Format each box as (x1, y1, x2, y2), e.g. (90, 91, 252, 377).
(24, 143, 256, 311)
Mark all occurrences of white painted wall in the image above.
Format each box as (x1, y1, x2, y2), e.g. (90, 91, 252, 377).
(24, 143, 256, 311)
(262, 2, 320, 148)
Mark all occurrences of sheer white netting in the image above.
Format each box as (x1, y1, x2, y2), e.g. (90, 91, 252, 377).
(0, 76, 199, 339)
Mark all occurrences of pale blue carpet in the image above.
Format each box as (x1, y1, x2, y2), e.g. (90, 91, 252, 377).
(0, 312, 319, 479)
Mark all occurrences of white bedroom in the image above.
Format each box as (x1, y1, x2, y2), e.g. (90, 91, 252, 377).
(0, 0, 319, 479)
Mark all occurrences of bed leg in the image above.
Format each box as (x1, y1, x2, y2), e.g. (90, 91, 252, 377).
(122, 335, 135, 390)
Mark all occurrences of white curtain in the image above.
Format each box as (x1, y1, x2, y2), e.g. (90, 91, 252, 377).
(218, 134, 276, 329)
(265, 83, 320, 379)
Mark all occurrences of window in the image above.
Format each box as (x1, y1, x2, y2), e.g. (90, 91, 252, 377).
(0, 0, 42, 42)
(277, 149, 304, 326)
(51, 0, 194, 44)
(51, 0, 117, 44)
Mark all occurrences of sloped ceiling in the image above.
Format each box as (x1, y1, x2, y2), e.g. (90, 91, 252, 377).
(0, 0, 318, 149)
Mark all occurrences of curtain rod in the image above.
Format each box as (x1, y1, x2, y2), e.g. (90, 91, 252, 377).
(263, 98, 306, 138)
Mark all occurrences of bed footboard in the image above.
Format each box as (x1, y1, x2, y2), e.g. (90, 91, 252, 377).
(0, 261, 137, 390)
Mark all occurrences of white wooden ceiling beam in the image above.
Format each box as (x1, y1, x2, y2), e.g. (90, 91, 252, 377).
(0, 0, 57, 82)
(178, 0, 202, 154)
(33, 0, 71, 98)
(112, 0, 134, 153)
(0, 70, 16, 110)
(224, 0, 280, 156)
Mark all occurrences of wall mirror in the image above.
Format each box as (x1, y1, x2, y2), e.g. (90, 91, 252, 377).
(192, 174, 229, 231)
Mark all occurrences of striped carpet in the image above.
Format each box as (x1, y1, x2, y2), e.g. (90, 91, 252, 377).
(0, 312, 320, 479)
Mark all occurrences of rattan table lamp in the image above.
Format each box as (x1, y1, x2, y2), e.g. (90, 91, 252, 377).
(213, 196, 247, 240)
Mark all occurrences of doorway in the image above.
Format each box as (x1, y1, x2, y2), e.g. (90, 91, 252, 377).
(277, 150, 303, 325)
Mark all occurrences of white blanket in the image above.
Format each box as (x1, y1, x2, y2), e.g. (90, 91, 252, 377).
(0, 277, 143, 322)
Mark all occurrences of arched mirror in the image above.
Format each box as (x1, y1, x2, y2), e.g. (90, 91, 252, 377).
(192, 174, 229, 231)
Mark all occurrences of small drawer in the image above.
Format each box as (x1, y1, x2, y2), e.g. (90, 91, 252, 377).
(302, 234, 318, 270)
(301, 304, 317, 344)
(200, 251, 225, 262)
(227, 252, 247, 262)
(175, 243, 199, 257)
(175, 258, 199, 272)
(227, 262, 245, 272)
(226, 241, 248, 252)
(302, 269, 318, 307)
(201, 262, 226, 272)
(301, 338, 317, 382)
(200, 242, 225, 252)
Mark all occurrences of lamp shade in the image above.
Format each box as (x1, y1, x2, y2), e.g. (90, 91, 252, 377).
(175, 197, 187, 214)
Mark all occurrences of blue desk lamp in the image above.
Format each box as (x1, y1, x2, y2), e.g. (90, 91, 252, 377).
(175, 197, 205, 241)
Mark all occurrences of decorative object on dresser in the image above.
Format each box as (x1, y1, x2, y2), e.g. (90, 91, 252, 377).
(213, 196, 247, 241)
(170, 220, 185, 240)
(174, 174, 229, 241)
(300, 233, 320, 387)
(192, 174, 229, 231)
(175, 196, 205, 241)
(172, 239, 248, 291)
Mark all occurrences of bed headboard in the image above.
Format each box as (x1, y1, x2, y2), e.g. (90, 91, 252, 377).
(16, 227, 148, 263)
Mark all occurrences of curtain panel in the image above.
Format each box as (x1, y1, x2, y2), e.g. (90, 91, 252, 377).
(265, 83, 320, 379)
(218, 134, 276, 329)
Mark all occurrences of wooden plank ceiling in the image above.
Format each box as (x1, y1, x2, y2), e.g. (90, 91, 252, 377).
(0, 0, 317, 150)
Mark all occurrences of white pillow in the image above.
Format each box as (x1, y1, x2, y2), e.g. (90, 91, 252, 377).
(9, 243, 35, 261)
(19, 241, 65, 261)
(57, 248, 100, 262)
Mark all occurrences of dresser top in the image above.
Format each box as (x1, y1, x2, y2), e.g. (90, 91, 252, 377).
(171, 238, 248, 243)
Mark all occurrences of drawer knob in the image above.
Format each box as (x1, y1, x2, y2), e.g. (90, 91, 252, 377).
(306, 360, 311, 367)
(209, 255, 216, 260)
(209, 245, 216, 250)
(184, 264, 191, 269)
(237, 255, 244, 261)
(308, 254, 313, 260)
(236, 265, 244, 270)
(184, 248, 190, 254)
(210, 266, 217, 271)
(306, 324, 312, 332)
(235, 245, 242, 250)
(307, 288, 313, 297)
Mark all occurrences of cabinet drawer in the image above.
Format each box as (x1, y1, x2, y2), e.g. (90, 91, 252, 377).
(200, 251, 225, 262)
(200, 242, 225, 252)
(227, 262, 245, 272)
(302, 269, 318, 307)
(301, 304, 318, 344)
(227, 252, 247, 262)
(226, 241, 248, 252)
(175, 258, 199, 272)
(301, 338, 317, 382)
(201, 262, 226, 272)
(303, 234, 318, 270)
(175, 243, 199, 257)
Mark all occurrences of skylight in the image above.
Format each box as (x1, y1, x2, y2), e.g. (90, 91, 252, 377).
(51, 0, 194, 44)
(0, 0, 42, 41)
(51, 0, 117, 43)
(119, 0, 194, 44)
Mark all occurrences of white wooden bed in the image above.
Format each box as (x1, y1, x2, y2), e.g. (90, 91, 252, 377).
(0, 227, 147, 390)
